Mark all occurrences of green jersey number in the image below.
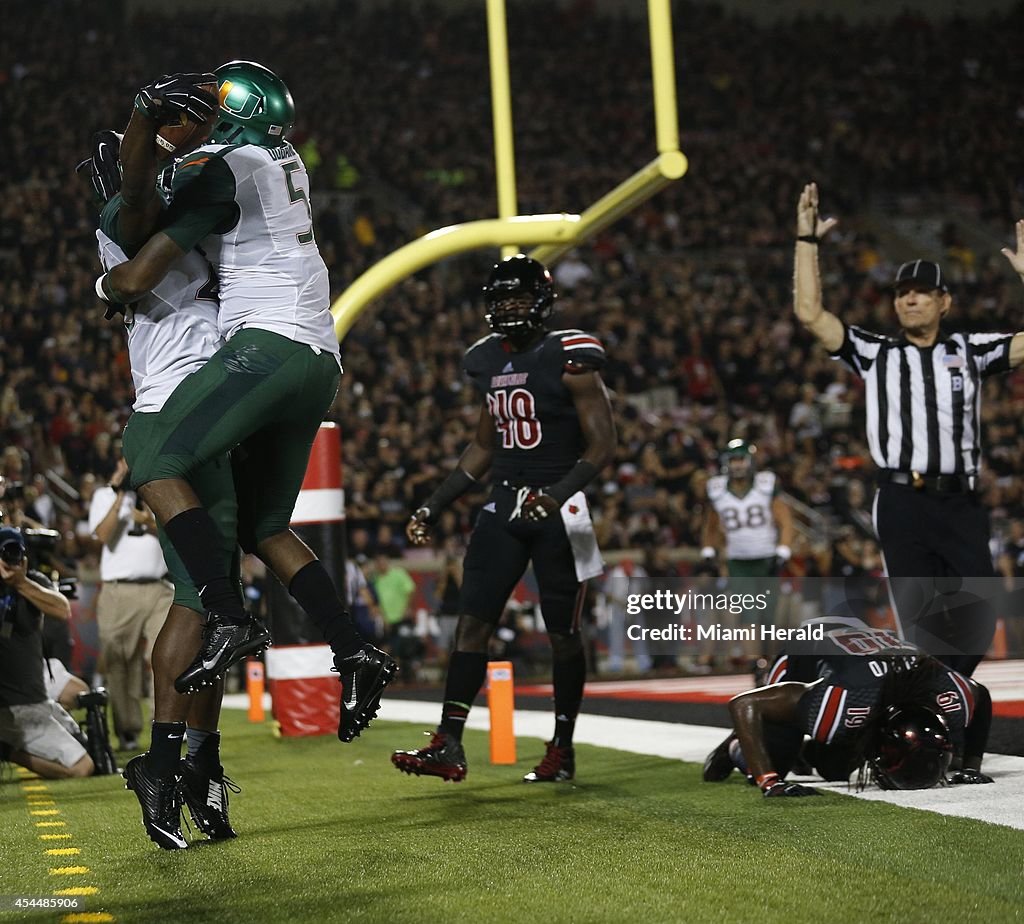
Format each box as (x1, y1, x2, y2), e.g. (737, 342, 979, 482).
(282, 161, 314, 245)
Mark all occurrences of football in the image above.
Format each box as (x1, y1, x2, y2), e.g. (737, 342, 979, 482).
(155, 81, 219, 158)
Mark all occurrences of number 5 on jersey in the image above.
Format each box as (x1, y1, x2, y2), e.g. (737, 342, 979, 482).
(281, 160, 314, 245)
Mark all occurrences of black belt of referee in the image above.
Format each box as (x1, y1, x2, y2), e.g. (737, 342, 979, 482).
(879, 470, 976, 494)
(105, 577, 166, 584)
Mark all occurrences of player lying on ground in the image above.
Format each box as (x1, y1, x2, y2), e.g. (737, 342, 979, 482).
(702, 617, 994, 796)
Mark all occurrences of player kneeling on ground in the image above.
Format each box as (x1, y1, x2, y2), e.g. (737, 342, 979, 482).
(702, 617, 994, 796)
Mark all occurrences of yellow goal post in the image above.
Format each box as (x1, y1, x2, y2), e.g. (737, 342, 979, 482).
(331, 0, 686, 343)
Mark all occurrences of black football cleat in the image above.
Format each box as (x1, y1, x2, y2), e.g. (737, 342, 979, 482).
(175, 612, 271, 694)
(702, 733, 737, 782)
(391, 731, 467, 782)
(123, 754, 187, 850)
(523, 741, 575, 783)
(333, 644, 398, 742)
(180, 759, 239, 840)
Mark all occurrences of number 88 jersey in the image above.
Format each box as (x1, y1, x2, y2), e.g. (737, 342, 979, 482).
(706, 471, 779, 559)
(464, 328, 606, 487)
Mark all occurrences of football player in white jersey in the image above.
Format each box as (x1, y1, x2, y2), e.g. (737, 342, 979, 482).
(92, 64, 395, 741)
(702, 440, 794, 577)
(80, 120, 239, 851)
(701, 439, 794, 674)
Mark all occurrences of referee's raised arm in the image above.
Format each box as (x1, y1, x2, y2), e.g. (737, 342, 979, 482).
(793, 182, 844, 352)
(998, 218, 1024, 368)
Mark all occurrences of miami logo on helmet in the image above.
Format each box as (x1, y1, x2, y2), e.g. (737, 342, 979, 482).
(218, 80, 264, 120)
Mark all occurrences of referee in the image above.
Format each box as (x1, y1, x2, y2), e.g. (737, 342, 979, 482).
(793, 183, 1024, 675)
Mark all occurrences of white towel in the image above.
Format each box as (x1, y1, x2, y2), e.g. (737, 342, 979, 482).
(560, 491, 604, 581)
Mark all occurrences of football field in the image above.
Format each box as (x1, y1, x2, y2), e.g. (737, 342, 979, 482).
(1, 708, 1022, 924)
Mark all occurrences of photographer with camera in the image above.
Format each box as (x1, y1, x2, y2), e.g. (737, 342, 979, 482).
(88, 457, 172, 752)
(0, 526, 94, 778)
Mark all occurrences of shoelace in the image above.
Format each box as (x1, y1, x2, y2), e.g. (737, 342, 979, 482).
(154, 773, 184, 829)
(419, 731, 452, 755)
(186, 766, 241, 812)
(220, 775, 241, 810)
(534, 744, 567, 777)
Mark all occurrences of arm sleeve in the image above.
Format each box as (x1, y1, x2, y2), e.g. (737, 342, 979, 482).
(559, 331, 607, 372)
(967, 332, 1014, 379)
(161, 155, 238, 251)
(796, 681, 879, 746)
(962, 681, 992, 762)
(462, 340, 490, 394)
(830, 325, 883, 378)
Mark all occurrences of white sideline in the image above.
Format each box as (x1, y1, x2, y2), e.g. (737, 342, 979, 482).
(222, 694, 1024, 830)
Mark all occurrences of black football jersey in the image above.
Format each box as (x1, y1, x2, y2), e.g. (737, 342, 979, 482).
(768, 621, 979, 750)
(464, 329, 606, 486)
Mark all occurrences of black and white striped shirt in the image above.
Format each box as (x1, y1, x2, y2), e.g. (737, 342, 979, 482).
(834, 326, 1013, 476)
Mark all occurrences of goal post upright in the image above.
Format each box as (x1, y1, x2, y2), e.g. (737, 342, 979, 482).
(487, 0, 520, 259)
(530, 0, 687, 266)
(329, 0, 686, 341)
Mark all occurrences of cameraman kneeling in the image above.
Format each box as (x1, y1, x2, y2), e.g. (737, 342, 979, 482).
(0, 527, 94, 778)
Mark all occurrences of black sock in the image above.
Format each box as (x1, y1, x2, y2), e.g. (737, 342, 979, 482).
(288, 561, 363, 658)
(163, 509, 245, 619)
(186, 728, 221, 776)
(438, 651, 488, 741)
(551, 648, 586, 748)
(148, 722, 186, 778)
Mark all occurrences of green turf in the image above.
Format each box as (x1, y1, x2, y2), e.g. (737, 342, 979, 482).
(1, 711, 1022, 923)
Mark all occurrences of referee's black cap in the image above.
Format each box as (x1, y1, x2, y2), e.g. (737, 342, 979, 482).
(893, 260, 949, 293)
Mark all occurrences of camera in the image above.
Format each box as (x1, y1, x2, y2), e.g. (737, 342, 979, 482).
(0, 528, 77, 600)
(0, 539, 24, 566)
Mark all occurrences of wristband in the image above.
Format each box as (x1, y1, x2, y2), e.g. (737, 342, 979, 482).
(545, 459, 600, 507)
(775, 544, 792, 562)
(95, 274, 113, 303)
(701, 546, 717, 560)
(796, 235, 820, 244)
(756, 772, 780, 791)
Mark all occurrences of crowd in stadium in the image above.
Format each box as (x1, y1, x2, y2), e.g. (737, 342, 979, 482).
(2, 0, 1024, 613)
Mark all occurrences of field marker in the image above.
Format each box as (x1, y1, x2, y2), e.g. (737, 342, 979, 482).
(487, 660, 516, 764)
(19, 787, 108, 916)
(247, 658, 266, 722)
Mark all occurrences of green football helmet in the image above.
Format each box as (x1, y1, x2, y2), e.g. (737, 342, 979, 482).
(210, 60, 295, 147)
(721, 439, 757, 478)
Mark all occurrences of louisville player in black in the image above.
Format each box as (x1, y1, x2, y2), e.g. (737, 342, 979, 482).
(392, 255, 615, 783)
(702, 617, 995, 796)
